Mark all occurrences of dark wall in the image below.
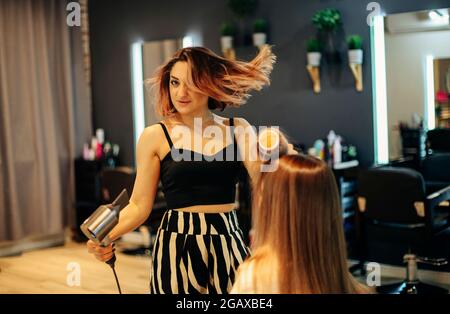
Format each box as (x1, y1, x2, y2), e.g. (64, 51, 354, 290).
(89, 0, 450, 167)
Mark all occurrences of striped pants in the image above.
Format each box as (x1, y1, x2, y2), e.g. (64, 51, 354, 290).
(150, 209, 250, 294)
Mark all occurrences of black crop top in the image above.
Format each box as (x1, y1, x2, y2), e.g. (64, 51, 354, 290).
(158, 118, 244, 209)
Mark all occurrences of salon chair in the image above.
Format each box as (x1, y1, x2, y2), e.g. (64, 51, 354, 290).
(357, 167, 450, 294)
(426, 128, 450, 154)
(100, 167, 167, 255)
(100, 167, 135, 204)
(421, 153, 450, 194)
(101, 167, 143, 254)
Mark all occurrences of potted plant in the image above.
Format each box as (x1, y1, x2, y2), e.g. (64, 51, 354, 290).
(347, 34, 363, 64)
(306, 38, 321, 66)
(227, 0, 258, 45)
(252, 18, 268, 47)
(220, 22, 236, 51)
(312, 8, 342, 32)
(312, 8, 342, 56)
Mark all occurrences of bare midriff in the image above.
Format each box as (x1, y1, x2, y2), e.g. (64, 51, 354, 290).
(171, 203, 236, 213)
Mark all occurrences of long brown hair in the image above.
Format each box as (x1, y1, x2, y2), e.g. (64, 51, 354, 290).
(145, 45, 276, 117)
(247, 154, 365, 293)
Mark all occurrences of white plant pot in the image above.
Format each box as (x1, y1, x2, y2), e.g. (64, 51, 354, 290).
(221, 36, 233, 50)
(348, 49, 363, 64)
(307, 52, 321, 66)
(253, 32, 267, 47)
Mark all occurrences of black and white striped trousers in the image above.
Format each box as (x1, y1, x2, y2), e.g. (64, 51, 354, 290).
(150, 209, 250, 294)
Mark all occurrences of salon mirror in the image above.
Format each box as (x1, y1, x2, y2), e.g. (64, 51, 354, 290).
(131, 38, 185, 148)
(433, 57, 450, 129)
(372, 7, 450, 163)
(142, 39, 184, 125)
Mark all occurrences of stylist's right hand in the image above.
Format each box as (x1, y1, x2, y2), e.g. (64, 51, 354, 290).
(87, 240, 115, 262)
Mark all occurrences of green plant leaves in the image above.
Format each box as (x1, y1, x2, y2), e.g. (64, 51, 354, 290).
(347, 35, 363, 50)
(221, 22, 236, 36)
(312, 8, 342, 32)
(306, 38, 321, 52)
(253, 19, 268, 33)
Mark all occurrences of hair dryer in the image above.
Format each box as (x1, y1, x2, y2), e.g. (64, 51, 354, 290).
(80, 188, 129, 293)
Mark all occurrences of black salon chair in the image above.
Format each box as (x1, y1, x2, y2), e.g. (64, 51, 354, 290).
(357, 167, 450, 294)
(100, 167, 145, 254)
(427, 128, 450, 154)
(422, 153, 450, 194)
(100, 167, 136, 204)
(100, 167, 167, 256)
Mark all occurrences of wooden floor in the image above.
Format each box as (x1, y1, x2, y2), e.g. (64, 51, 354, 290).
(0, 241, 152, 294)
(2, 241, 450, 294)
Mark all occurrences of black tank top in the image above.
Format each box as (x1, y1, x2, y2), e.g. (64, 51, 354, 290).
(158, 118, 244, 209)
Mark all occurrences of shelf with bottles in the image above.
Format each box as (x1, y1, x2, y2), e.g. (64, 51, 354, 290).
(307, 130, 359, 168)
(436, 90, 450, 128)
(81, 128, 120, 168)
(436, 103, 450, 128)
(306, 130, 359, 219)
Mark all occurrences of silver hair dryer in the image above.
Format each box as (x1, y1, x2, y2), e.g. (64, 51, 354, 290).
(81, 189, 129, 267)
(80, 189, 128, 294)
